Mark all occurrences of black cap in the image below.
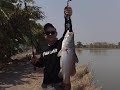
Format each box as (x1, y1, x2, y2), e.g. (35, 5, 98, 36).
(44, 23, 56, 31)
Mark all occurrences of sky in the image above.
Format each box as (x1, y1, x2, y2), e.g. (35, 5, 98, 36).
(34, 0, 120, 44)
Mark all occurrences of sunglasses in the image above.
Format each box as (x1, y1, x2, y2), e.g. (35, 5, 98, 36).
(45, 31, 56, 35)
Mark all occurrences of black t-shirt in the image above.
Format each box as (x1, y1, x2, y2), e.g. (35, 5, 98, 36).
(34, 17, 72, 85)
(35, 38, 63, 84)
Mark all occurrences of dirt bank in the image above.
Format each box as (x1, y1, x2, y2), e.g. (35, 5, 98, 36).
(0, 52, 101, 90)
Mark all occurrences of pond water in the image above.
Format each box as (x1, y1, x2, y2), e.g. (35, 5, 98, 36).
(76, 49, 120, 90)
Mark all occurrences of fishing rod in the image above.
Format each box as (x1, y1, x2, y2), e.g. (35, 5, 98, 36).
(24, 1, 35, 57)
(24, 1, 37, 71)
(67, 0, 72, 6)
(0, 7, 9, 20)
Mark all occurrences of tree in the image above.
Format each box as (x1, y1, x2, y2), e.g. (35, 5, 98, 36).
(76, 41, 83, 48)
(118, 42, 120, 46)
(0, 0, 45, 63)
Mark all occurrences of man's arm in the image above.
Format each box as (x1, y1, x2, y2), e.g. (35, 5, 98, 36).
(34, 60, 44, 68)
(61, 16, 73, 39)
(65, 16, 73, 32)
(31, 55, 44, 68)
(60, 6, 73, 41)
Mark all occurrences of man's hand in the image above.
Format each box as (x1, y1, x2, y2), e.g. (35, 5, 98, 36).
(64, 6, 72, 17)
(30, 55, 38, 64)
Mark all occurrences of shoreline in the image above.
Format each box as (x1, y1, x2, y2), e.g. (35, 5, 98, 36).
(71, 64, 102, 90)
(0, 61, 102, 90)
(76, 48, 120, 50)
(0, 51, 102, 90)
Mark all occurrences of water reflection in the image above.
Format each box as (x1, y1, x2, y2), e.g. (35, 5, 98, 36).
(89, 49, 108, 55)
(76, 48, 82, 55)
(76, 49, 120, 90)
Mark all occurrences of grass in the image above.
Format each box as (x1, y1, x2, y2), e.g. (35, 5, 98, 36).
(71, 64, 102, 90)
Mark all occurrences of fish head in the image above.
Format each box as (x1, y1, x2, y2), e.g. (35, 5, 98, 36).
(62, 30, 74, 48)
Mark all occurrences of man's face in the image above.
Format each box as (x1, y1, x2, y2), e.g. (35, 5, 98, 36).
(45, 27, 57, 42)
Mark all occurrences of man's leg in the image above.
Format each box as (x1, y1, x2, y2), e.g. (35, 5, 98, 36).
(51, 83, 64, 90)
(63, 83, 71, 90)
(40, 83, 47, 90)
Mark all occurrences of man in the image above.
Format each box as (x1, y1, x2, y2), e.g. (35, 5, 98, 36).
(31, 6, 73, 90)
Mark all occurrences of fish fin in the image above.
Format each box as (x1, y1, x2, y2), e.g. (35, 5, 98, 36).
(70, 67, 76, 76)
(57, 50, 62, 57)
(58, 70, 63, 78)
(74, 53, 79, 63)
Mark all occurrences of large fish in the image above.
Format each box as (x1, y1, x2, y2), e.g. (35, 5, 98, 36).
(58, 30, 79, 84)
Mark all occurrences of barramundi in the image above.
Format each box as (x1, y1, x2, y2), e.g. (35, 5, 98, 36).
(58, 30, 78, 84)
